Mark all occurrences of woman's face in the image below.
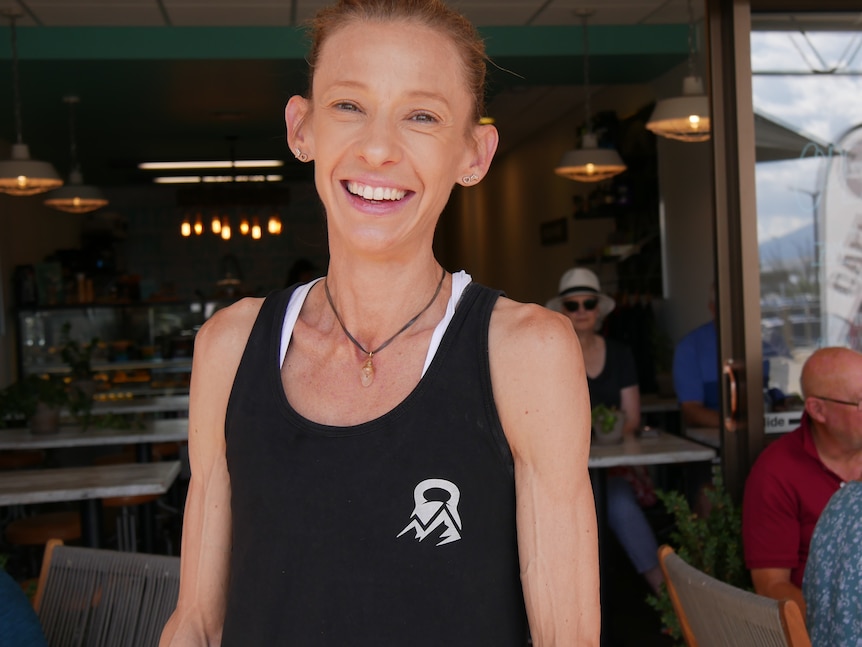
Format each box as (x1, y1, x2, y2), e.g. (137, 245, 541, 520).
(286, 20, 498, 259)
(562, 294, 601, 336)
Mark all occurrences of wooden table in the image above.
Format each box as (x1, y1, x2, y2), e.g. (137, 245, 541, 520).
(0, 461, 181, 547)
(588, 431, 716, 646)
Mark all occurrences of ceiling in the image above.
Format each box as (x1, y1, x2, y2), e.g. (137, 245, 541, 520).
(0, 0, 702, 188)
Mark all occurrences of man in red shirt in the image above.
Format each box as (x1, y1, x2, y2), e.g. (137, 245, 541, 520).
(742, 346, 862, 616)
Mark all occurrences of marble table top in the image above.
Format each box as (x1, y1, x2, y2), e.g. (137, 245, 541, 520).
(589, 431, 716, 469)
(0, 418, 188, 450)
(684, 427, 721, 449)
(0, 460, 181, 506)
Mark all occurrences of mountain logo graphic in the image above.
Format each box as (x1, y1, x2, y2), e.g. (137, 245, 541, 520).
(396, 478, 462, 546)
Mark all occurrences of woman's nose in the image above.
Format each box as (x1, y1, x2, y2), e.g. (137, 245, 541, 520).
(355, 116, 402, 168)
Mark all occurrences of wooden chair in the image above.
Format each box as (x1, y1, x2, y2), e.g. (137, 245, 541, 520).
(33, 538, 180, 647)
(658, 545, 811, 647)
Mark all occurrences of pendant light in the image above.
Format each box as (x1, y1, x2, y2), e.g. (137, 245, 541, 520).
(44, 96, 109, 214)
(554, 11, 627, 183)
(0, 12, 62, 196)
(646, 0, 711, 142)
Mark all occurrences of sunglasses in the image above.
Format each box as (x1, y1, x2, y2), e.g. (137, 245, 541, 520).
(562, 298, 599, 313)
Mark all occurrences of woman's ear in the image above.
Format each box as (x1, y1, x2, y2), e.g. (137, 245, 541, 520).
(285, 95, 313, 162)
(457, 123, 499, 186)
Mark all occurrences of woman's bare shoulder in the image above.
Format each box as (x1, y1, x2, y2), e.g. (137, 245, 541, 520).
(194, 297, 266, 356)
(490, 296, 579, 355)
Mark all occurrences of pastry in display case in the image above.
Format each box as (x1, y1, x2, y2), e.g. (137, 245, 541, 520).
(15, 300, 234, 407)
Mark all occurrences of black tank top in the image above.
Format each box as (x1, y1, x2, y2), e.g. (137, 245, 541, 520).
(221, 283, 527, 646)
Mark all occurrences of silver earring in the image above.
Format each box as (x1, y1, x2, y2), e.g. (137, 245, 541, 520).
(462, 173, 478, 184)
(295, 148, 309, 163)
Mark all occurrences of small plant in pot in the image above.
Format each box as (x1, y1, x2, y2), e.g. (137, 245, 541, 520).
(591, 404, 625, 445)
(59, 322, 99, 426)
(59, 322, 99, 394)
(0, 374, 70, 434)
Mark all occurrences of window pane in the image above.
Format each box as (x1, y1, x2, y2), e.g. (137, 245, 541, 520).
(751, 16, 862, 399)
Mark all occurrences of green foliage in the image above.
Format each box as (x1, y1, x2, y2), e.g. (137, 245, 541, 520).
(59, 322, 99, 380)
(646, 476, 751, 644)
(591, 404, 620, 435)
(0, 373, 70, 425)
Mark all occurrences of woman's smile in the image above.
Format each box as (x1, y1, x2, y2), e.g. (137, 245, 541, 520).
(345, 181, 408, 202)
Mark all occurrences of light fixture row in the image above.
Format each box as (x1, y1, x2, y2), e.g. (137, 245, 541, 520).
(181, 212, 283, 241)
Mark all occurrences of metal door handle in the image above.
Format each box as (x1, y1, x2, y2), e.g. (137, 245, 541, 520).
(723, 360, 738, 433)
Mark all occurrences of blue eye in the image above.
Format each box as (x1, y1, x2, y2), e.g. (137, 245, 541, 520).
(411, 112, 438, 123)
(334, 102, 360, 112)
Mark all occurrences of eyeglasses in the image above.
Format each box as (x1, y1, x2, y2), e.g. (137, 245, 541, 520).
(813, 395, 862, 411)
(562, 298, 599, 313)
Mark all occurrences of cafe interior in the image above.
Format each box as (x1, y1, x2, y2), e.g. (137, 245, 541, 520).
(0, 0, 859, 644)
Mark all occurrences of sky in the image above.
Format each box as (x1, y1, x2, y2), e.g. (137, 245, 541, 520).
(750, 30, 862, 244)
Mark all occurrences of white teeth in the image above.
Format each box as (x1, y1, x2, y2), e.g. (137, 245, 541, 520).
(347, 181, 405, 201)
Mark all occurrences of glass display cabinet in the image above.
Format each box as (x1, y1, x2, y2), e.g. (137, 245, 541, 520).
(15, 300, 233, 404)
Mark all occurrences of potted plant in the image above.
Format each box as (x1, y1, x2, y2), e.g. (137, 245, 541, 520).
(59, 322, 100, 426)
(591, 404, 625, 445)
(0, 373, 70, 434)
(646, 476, 751, 644)
(59, 322, 99, 391)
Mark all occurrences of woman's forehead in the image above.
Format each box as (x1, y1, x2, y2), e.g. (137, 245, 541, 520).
(314, 19, 467, 88)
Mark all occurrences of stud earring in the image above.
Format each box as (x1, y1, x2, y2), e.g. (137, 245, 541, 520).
(462, 173, 479, 184)
(295, 148, 309, 163)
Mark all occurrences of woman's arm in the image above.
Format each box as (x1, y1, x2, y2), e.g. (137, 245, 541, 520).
(159, 298, 263, 647)
(619, 384, 641, 436)
(491, 298, 600, 647)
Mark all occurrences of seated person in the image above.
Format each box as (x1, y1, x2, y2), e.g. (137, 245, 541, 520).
(673, 287, 786, 430)
(673, 288, 720, 429)
(549, 268, 663, 593)
(0, 569, 48, 647)
(803, 479, 862, 645)
(742, 347, 862, 615)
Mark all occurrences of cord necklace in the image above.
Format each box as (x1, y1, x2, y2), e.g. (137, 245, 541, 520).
(324, 266, 446, 387)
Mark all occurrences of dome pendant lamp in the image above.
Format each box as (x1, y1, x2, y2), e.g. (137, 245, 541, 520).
(554, 11, 626, 183)
(0, 12, 63, 196)
(44, 96, 109, 214)
(646, 0, 711, 142)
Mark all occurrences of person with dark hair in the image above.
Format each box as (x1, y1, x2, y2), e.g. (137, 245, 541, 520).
(160, 1, 599, 645)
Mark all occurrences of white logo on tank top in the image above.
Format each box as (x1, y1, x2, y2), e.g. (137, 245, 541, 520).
(396, 478, 462, 546)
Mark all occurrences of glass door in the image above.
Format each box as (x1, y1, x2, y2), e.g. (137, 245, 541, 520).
(751, 12, 862, 399)
(705, 0, 861, 497)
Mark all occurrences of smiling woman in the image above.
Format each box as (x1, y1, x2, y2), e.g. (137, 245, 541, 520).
(158, 1, 599, 646)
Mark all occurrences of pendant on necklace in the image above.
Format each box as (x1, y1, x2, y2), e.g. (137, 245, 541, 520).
(360, 356, 375, 388)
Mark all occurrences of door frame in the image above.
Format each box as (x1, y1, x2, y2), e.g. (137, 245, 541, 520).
(706, 0, 860, 500)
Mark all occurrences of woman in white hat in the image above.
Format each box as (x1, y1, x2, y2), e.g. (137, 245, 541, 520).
(550, 267, 664, 594)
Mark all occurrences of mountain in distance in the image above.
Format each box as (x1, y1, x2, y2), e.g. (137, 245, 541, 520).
(759, 222, 815, 270)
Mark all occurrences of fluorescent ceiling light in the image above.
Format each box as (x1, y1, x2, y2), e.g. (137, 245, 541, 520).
(154, 176, 202, 184)
(152, 174, 283, 185)
(139, 159, 284, 170)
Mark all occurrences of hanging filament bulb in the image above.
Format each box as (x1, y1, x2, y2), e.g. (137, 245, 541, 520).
(211, 214, 222, 234)
(221, 217, 232, 240)
(194, 213, 204, 235)
(267, 213, 282, 235)
(251, 217, 262, 240)
(240, 217, 250, 235)
(181, 218, 192, 237)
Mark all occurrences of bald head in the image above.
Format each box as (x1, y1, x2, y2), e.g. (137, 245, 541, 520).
(801, 347, 862, 400)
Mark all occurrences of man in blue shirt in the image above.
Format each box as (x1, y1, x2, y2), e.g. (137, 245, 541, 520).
(673, 288, 784, 430)
(673, 318, 721, 429)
